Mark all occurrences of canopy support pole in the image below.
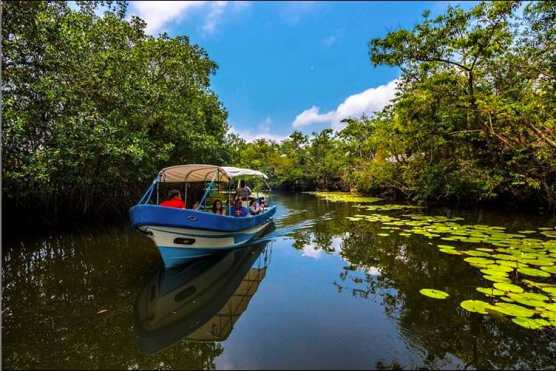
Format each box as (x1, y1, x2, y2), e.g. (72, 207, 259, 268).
(198, 174, 216, 210)
(156, 181, 159, 205)
(138, 178, 158, 205)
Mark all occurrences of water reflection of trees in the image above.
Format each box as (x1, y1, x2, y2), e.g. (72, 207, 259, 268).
(2, 226, 224, 369)
(286, 200, 556, 369)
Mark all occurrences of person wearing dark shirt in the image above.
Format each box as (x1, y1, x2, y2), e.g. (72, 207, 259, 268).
(231, 197, 248, 217)
(160, 189, 185, 209)
(236, 180, 252, 208)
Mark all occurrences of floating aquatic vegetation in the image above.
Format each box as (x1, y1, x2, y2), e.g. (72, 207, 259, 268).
(485, 264, 514, 273)
(480, 269, 509, 277)
(336, 198, 556, 329)
(512, 317, 550, 329)
(460, 300, 494, 314)
(483, 275, 511, 283)
(493, 283, 524, 293)
(491, 303, 536, 317)
(437, 244, 455, 249)
(476, 287, 505, 296)
(419, 289, 450, 299)
(517, 267, 551, 278)
(439, 248, 463, 255)
(506, 293, 547, 308)
(464, 257, 494, 265)
(540, 311, 556, 321)
(360, 204, 422, 212)
(540, 287, 556, 296)
(308, 192, 382, 203)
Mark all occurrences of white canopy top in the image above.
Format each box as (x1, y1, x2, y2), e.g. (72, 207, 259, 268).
(158, 164, 268, 183)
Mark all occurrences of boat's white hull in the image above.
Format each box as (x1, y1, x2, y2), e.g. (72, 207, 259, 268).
(139, 222, 272, 267)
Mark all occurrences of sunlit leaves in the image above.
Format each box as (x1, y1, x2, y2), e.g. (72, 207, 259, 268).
(420, 289, 450, 299)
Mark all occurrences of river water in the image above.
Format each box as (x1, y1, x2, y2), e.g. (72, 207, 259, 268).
(3, 194, 556, 369)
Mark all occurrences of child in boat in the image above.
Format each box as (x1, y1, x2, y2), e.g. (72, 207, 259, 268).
(249, 198, 261, 215)
(212, 199, 226, 215)
(160, 189, 185, 208)
(232, 197, 248, 217)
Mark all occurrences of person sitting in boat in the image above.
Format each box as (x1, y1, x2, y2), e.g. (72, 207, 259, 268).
(258, 196, 266, 210)
(160, 189, 185, 209)
(249, 198, 261, 215)
(231, 197, 248, 217)
(211, 199, 226, 215)
(236, 180, 252, 208)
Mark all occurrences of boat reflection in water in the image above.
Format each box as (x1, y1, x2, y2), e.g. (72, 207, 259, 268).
(135, 239, 272, 354)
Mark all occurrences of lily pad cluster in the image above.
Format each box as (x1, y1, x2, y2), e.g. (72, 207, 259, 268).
(344, 206, 556, 330)
(308, 192, 382, 203)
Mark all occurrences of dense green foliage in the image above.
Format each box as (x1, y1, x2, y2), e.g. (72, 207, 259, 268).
(2, 1, 230, 220)
(231, 1, 556, 208)
(2, 1, 555, 226)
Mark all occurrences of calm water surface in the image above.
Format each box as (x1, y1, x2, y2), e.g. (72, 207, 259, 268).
(3, 194, 556, 369)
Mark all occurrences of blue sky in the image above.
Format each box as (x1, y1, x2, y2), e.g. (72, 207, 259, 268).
(127, 1, 475, 141)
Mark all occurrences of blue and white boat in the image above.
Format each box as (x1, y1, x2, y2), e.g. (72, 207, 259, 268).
(130, 164, 276, 268)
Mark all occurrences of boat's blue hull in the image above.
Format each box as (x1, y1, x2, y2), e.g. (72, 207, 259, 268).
(129, 204, 276, 268)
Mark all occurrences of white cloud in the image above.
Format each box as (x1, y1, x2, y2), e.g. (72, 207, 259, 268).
(202, 1, 228, 34)
(129, 1, 206, 34)
(292, 106, 335, 128)
(292, 79, 399, 131)
(301, 236, 343, 260)
(128, 1, 247, 35)
(229, 118, 287, 143)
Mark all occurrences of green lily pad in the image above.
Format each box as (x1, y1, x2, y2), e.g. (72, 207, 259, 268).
(491, 303, 535, 317)
(518, 267, 551, 278)
(493, 283, 524, 293)
(540, 311, 556, 321)
(517, 292, 550, 301)
(540, 287, 556, 296)
(483, 275, 510, 283)
(460, 300, 495, 314)
(506, 293, 547, 308)
(485, 264, 514, 273)
(464, 257, 494, 265)
(480, 269, 508, 277)
(439, 248, 463, 255)
(464, 250, 492, 257)
(512, 317, 550, 330)
(419, 289, 450, 299)
(437, 244, 456, 249)
(476, 248, 495, 252)
(540, 266, 556, 274)
(476, 287, 505, 296)
(524, 259, 555, 267)
(310, 192, 381, 203)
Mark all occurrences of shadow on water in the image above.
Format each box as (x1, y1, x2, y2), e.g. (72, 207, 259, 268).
(135, 241, 271, 354)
